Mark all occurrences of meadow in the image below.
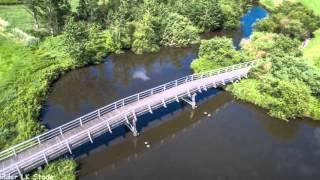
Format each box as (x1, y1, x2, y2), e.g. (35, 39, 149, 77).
(0, 5, 33, 31)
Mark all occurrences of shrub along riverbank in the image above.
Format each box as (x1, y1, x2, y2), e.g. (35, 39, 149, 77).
(191, 1, 320, 121)
(259, 0, 320, 67)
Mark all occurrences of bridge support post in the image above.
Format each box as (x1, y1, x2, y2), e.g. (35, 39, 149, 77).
(181, 93, 197, 109)
(65, 141, 72, 154)
(162, 99, 167, 108)
(104, 118, 112, 133)
(16, 165, 24, 180)
(148, 104, 153, 114)
(43, 152, 49, 165)
(124, 113, 139, 136)
(176, 95, 179, 102)
(187, 89, 191, 97)
(202, 83, 208, 91)
(213, 83, 216, 88)
(87, 130, 93, 143)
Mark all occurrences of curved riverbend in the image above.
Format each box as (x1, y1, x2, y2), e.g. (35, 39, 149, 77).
(39, 7, 320, 180)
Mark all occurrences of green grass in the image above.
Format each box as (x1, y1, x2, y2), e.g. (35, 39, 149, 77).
(0, 5, 33, 31)
(260, 0, 320, 14)
(259, 0, 277, 9)
(298, 0, 320, 15)
(0, 35, 75, 149)
(31, 159, 77, 180)
(304, 29, 320, 67)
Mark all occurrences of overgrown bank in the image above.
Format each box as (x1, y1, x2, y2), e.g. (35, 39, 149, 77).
(191, 1, 320, 121)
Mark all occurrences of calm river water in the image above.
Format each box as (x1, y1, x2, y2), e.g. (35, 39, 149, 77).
(40, 7, 320, 180)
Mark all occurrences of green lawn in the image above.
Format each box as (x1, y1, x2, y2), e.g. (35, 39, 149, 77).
(260, 0, 320, 14)
(298, 0, 320, 67)
(0, 5, 33, 31)
(303, 29, 320, 67)
(0, 35, 75, 148)
(298, 0, 320, 15)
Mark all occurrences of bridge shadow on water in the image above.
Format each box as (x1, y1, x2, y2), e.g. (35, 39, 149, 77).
(59, 88, 222, 160)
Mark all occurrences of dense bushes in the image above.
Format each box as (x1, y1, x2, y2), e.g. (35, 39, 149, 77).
(31, 159, 77, 180)
(16, 0, 253, 54)
(161, 13, 200, 47)
(228, 32, 320, 120)
(191, 37, 248, 72)
(255, 1, 320, 40)
(131, 12, 160, 54)
(190, 29, 320, 120)
(241, 32, 302, 58)
(175, 0, 256, 32)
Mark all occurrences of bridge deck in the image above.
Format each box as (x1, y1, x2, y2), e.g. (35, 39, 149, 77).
(0, 62, 253, 178)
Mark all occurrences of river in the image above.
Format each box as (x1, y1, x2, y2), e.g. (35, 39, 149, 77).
(40, 7, 320, 180)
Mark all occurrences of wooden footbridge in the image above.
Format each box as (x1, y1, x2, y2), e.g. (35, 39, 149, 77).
(0, 61, 255, 179)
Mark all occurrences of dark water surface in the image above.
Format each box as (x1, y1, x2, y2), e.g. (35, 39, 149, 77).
(78, 92, 320, 180)
(38, 7, 320, 180)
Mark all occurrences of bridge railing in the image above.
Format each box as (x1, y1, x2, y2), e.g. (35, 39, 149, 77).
(0, 61, 255, 162)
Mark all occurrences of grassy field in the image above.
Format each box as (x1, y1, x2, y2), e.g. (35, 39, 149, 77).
(0, 35, 75, 148)
(303, 29, 320, 67)
(298, 0, 320, 15)
(0, 5, 33, 31)
(260, 0, 320, 14)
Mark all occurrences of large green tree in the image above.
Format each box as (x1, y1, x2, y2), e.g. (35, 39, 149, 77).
(132, 11, 160, 54)
(62, 17, 88, 62)
(24, 0, 71, 35)
(161, 13, 200, 47)
(191, 37, 248, 72)
(255, 1, 320, 40)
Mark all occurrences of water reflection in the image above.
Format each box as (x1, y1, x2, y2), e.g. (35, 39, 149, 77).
(41, 46, 197, 128)
(78, 92, 320, 180)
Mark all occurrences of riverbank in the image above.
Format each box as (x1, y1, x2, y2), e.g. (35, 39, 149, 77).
(229, 1, 320, 121)
(0, 0, 316, 178)
(191, 1, 320, 121)
(0, 35, 81, 178)
(260, 0, 320, 68)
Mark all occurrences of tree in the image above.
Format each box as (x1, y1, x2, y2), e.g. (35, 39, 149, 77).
(241, 32, 302, 59)
(44, 0, 71, 35)
(219, 0, 243, 29)
(255, 1, 320, 40)
(174, 0, 223, 32)
(161, 13, 200, 47)
(132, 11, 160, 54)
(76, 0, 99, 22)
(62, 17, 88, 63)
(191, 37, 248, 72)
(260, 79, 312, 120)
(24, 0, 71, 35)
(23, 0, 41, 30)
